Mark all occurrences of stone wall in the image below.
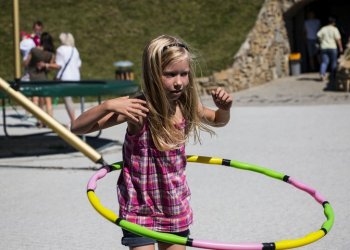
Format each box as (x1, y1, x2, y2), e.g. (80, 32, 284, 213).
(197, 0, 309, 95)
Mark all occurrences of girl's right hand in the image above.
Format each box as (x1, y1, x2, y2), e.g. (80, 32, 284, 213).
(105, 96, 149, 123)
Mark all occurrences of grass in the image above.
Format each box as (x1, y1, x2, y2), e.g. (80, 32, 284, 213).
(0, 0, 263, 82)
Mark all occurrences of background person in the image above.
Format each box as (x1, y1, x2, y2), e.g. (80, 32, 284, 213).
(20, 31, 36, 81)
(31, 20, 43, 46)
(24, 32, 55, 127)
(304, 11, 320, 71)
(317, 16, 343, 88)
(43, 33, 82, 126)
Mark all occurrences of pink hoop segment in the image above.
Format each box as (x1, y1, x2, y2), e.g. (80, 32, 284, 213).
(86, 156, 334, 249)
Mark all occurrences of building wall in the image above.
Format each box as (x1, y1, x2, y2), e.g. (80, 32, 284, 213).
(197, 0, 309, 95)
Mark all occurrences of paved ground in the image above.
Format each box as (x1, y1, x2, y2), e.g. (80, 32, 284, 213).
(1, 73, 349, 249)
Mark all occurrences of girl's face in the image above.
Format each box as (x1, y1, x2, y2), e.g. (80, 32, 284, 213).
(161, 58, 190, 101)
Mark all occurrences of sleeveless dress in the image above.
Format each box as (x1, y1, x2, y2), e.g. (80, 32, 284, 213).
(117, 119, 193, 232)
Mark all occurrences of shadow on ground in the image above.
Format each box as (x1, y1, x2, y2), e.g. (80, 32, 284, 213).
(296, 76, 322, 82)
(1, 134, 120, 158)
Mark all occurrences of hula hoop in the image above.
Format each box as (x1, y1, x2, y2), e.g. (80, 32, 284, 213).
(87, 155, 334, 249)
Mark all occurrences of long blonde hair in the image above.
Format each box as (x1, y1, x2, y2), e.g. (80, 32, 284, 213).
(142, 35, 212, 151)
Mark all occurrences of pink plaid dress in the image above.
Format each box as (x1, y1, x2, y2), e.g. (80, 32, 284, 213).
(117, 120, 193, 232)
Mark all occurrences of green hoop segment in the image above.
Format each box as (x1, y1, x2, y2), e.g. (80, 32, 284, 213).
(87, 155, 334, 249)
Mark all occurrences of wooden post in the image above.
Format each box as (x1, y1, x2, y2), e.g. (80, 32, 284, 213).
(12, 0, 21, 81)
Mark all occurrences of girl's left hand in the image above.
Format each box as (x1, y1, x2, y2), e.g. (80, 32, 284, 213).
(211, 87, 233, 111)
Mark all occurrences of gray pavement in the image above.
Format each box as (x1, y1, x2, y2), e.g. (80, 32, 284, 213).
(1, 73, 349, 249)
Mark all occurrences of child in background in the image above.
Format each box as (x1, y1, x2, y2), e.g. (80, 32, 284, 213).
(71, 35, 232, 250)
(20, 31, 36, 81)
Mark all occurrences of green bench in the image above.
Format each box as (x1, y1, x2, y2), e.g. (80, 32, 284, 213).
(1, 79, 140, 137)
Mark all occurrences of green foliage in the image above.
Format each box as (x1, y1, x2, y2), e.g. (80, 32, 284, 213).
(0, 0, 263, 81)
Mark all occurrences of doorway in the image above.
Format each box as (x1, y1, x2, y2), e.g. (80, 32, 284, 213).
(284, 0, 350, 73)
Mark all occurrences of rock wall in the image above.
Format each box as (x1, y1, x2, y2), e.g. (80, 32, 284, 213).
(197, 0, 308, 95)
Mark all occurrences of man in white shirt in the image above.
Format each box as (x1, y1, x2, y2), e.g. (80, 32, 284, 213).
(317, 16, 343, 87)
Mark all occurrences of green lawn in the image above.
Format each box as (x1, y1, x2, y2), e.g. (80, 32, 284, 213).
(0, 0, 263, 82)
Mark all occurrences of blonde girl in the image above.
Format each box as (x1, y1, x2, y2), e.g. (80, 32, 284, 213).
(71, 35, 232, 250)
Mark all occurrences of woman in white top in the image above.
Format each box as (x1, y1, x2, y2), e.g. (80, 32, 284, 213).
(44, 33, 82, 125)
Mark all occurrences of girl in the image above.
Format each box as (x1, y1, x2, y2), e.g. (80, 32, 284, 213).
(71, 35, 232, 250)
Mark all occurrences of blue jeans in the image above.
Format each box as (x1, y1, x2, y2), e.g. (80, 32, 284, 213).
(320, 49, 338, 80)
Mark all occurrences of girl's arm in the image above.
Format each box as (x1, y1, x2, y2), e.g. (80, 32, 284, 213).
(199, 87, 232, 127)
(71, 96, 148, 135)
